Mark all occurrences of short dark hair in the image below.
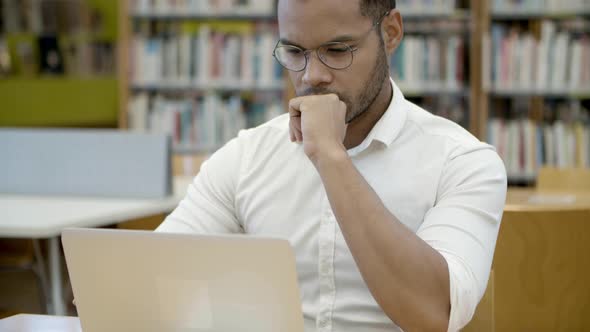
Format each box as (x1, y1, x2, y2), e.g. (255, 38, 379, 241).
(360, 0, 396, 24)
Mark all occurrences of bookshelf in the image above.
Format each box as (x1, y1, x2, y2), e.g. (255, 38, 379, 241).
(483, 0, 590, 184)
(117, 0, 590, 185)
(118, 0, 478, 161)
(390, 0, 475, 129)
(0, 0, 121, 128)
(119, 0, 284, 158)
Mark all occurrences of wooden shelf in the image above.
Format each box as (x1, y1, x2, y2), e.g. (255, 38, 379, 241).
(492, 9, 590, 20)
(397, 83, 468, 97)
(400, 9, 470, 20)
(489, 88, 590, 99)
(507, 174, 537, 185)
(174, 145, 219, 155)
(130, 82, 285, 93)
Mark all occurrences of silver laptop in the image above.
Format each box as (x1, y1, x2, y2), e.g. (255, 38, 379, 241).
(62, 228, 304, 332)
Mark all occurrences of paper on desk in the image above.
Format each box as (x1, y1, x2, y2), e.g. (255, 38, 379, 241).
(527, 194, 577, 205)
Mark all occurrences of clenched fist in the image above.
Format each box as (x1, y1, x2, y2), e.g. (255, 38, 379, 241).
(289, 94, 348, 165)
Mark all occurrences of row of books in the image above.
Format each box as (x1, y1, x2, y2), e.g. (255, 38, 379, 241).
(1, 0, 102, 34)
(390, 35, 466, 92)
(132, 0, 275, 15)
(484, 21, 590, 94)
(130, 0, 464, 16)
(403, 19, 467, 34)
(396, 0, 457, 13)
(0, 35, 116, 77)
(423, 96, 467, 126)
(132, 0, 460, 16)
(128, 93, 283, 151)
(492, 0, 590, 12)
(489, 118, 590, 179)
(488, 102, 590, 179)
(131, 25, 282, 88)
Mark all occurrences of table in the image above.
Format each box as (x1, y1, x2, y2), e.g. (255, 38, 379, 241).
(0, 314, 81, 332)
(505, 188, 590, 212)
(0, 176, 192, 316)
(464, 188, 590, 331)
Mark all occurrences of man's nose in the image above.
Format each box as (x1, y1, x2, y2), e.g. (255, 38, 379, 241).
(302, 51, 333, 87)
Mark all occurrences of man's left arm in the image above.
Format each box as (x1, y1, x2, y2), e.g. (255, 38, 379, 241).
(290, 95, 507, 332)
(315, 146, 506, 332)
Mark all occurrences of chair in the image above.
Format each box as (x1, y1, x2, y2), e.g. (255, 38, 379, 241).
(0, 239, 49, 313)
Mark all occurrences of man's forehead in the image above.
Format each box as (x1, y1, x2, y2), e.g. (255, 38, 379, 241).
(277, 0, 370, 46)
(278, 0, 363, 22)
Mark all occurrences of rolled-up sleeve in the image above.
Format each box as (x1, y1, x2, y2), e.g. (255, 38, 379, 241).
(156, 132, 247, 234)
(416, 147, 507, 332)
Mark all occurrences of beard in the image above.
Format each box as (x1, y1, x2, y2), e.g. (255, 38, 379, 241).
(297, 41, 389, 124)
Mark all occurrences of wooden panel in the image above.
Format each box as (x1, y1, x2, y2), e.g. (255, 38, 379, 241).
(116, 214, 167, 231)
(537, 168, 590, 191)
(0, 240, 34, 268)
(492, 210, 590, 331)
(506, 188, 590, 212)
(469, 0, 490, 140)
(172, 154, 208, 177)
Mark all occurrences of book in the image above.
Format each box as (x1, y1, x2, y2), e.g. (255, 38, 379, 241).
(0, 37, 11, 76)
(38, 35, 64, 74)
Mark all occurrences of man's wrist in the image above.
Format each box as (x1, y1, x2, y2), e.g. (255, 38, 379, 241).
(310, 144, 350, 171)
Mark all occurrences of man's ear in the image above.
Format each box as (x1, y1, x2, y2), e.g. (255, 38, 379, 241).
(381, 9, 404, 56)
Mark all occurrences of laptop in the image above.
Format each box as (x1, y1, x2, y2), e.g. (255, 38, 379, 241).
(62, 228, 305, 332)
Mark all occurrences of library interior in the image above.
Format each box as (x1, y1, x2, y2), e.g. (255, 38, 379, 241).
(1, 0, 590, 331)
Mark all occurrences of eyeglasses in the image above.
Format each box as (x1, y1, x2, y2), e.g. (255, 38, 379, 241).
(273, 11, 390, 72)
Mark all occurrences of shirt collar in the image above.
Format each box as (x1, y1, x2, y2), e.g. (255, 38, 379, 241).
(347, 78, 408, 156)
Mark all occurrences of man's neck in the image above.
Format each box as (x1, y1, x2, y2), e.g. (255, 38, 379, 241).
(343, 80, 394, 150)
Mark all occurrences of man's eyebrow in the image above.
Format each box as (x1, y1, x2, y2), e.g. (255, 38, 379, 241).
(279, 35, 358, 49)
(278, 38, 305, 49)
(327, 35, 357, 43)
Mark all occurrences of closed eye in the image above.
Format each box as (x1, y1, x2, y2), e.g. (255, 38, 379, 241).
(327, 47, 349, 53)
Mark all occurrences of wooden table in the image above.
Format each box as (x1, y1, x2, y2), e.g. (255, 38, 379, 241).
(0, 314, 81, 332)
(505, 188, 590, 212)
(465, 188, 590, 331)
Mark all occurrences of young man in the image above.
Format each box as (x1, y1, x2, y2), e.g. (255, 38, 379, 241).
(157, 0, 507, 331)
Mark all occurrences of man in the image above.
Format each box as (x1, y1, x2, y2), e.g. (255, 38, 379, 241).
(157, 0, 507, 331)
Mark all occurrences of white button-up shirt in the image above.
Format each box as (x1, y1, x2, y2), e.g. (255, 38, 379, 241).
(156, 79, 507, 332)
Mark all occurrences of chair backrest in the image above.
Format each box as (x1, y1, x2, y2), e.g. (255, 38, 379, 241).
(537, 167, 590, 191)
(0, 129, 172, 198)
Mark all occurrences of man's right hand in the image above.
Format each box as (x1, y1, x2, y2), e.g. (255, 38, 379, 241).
(288, 94, 348, 166)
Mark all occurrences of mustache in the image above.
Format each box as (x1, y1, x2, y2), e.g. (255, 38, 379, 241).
(299, 87, 340, 98)
(298, 88, 351, 106)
